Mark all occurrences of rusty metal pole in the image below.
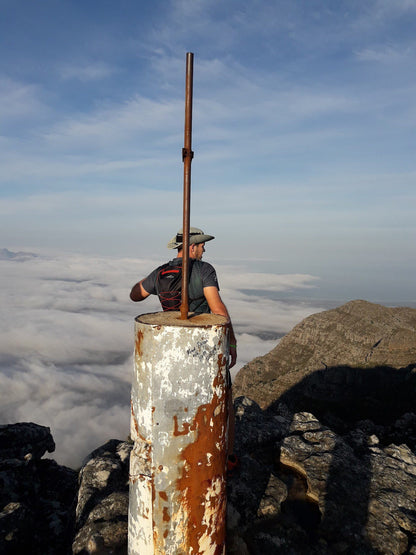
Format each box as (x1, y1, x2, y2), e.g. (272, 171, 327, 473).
(128, 312, 229, 554)
(180, 52, 194, 320)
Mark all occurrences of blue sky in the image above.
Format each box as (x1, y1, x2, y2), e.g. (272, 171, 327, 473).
(1, 0, 415, 301)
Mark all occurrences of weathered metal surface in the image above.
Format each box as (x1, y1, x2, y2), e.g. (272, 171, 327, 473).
(180, 51, 194, 320)
(128, 311, 229, 555)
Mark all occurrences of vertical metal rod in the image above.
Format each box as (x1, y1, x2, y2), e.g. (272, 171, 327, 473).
(180, 52, 194, 320)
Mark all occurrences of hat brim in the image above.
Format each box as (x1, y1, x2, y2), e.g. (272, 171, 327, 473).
(167, 234, 215, 249)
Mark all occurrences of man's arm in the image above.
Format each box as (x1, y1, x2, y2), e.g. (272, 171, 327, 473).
(203, 286, 237, 368)
(130, 280, 151, 302)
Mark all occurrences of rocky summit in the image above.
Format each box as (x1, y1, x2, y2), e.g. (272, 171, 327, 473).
(1, 300, 415, 554)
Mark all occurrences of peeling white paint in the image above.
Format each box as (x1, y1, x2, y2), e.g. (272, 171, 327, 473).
(128, 312, 228, 555)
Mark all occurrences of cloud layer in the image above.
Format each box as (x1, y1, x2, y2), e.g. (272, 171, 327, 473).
(0, 248, 325, 468)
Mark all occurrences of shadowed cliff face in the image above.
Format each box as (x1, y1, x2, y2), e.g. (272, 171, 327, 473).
(272, 363, 416, 437)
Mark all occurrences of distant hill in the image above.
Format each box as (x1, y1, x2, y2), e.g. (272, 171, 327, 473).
(0, 248, 38, 260)
(233, 299, 416, 414)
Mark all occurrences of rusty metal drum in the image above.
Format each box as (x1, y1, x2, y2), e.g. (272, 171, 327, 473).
(128, 311, 229, 555)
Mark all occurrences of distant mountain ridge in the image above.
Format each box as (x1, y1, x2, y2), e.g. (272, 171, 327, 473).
(233, 299, 416, 410)
(0, 248, 38, 260)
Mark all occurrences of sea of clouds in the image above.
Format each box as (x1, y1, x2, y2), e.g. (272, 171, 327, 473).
(0, 248, 327, 468)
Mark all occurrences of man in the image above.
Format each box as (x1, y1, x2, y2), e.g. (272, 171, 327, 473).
(130, 227, 237, 368)
(130, 226, 238, 464)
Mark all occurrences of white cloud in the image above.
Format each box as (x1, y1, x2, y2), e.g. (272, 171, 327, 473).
(0, 249, 324, 467)
(42, 95, 182, 151)
(355, 43, 415, 63)
(373, 0, 416, 17)
(59, 61, 115, 82)
(220, 271, 319, 292)
(0, 77, 49, 123)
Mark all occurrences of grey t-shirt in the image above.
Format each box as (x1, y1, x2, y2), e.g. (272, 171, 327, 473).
(142, 258, 219, 313)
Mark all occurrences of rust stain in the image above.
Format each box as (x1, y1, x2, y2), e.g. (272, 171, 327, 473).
(217, 353, 226, 370)
(135, 329, 144, 357)
(163, 506, 170, 522)
(159, 491, 168, 501)
(176, 365, 228, 554)
(130, 401, 151, 445)
(173, 415, 191, 436)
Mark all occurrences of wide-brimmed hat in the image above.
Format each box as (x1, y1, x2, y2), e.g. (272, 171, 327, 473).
(167, 227, 215, 249)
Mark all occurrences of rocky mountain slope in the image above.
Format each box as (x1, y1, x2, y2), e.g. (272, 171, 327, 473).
(1, 300, 415, 553)
(233, 299, 416, 415)
(229, 300, 416, 553)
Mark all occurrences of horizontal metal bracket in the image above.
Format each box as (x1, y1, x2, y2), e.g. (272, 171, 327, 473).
(182, 148, 194, 161)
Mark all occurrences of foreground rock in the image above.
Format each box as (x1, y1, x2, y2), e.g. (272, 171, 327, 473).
(0, 423, 77, 554)
(0, 426, 131, 555)
(228, 300, 416, 553)
(227, 397, 416, 554)
(72, 439, 132, 554)
(2, 408, 415, 554)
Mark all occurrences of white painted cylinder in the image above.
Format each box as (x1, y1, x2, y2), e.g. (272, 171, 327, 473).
(128, 311, 229, 555)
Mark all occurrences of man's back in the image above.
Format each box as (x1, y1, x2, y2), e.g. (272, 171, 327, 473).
(141, 258, 218, 313)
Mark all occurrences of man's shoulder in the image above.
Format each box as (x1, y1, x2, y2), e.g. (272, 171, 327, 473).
(152, 259, 181, 272)
(143, 260, 175, 284)
(194, 259, 215, 270)
(192, 260, 217, 275)
(193, 260, 219, 288)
